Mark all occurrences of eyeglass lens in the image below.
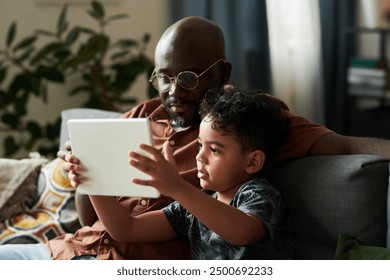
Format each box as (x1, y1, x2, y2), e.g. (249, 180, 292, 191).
(150, 58, 224, 92)
(152, 71, 198, 92)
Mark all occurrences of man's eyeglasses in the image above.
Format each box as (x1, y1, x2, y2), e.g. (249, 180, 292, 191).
(149, 58, 225, 93)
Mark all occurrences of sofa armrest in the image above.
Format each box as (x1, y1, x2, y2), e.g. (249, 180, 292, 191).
(272, 155, 390, 259)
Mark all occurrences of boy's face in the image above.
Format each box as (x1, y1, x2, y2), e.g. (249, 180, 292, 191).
(196, 118, 253, 195)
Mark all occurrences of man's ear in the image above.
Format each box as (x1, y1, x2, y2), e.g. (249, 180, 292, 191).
(246, 150, 265, 174)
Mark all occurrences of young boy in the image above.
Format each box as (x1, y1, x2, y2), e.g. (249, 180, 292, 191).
(89, 87, 295, 260)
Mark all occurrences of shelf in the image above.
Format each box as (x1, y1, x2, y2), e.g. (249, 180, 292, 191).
(342, 27, 390, 137)
(344, 27, 390, 33)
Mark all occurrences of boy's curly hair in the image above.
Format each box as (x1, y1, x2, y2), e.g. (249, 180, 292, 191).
(199, 87, 291, 162)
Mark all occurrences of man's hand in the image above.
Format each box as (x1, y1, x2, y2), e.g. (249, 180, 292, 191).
(57, 140, 81, 188)
(57, 140, 97, 226)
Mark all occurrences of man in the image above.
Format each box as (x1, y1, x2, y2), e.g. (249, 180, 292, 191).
(0, 16, 389, 260)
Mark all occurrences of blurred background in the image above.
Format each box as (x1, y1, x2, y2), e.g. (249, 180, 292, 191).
(1, 0, 389, 158)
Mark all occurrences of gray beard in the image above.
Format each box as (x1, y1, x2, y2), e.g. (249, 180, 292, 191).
(171, 116, 187, 131)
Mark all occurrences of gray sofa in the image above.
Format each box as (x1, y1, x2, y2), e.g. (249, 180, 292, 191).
(273, 154, 390, 259)
(60, 108, 390, 260)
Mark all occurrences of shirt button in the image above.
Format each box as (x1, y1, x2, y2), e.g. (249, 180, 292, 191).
(169, 140, 175, 146)
(103, 238, 109, 244)
(140, 199, 147, 206)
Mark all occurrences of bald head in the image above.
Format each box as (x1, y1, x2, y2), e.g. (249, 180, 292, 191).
(155, 16, 226, 63)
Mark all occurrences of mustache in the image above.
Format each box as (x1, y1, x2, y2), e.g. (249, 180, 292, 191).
(165, 97, 198, 107)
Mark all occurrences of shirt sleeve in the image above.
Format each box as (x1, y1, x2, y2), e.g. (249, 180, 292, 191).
(162, 201, 191, 238)
(273, 110, 333, 163)
(232, 180, 283, 240)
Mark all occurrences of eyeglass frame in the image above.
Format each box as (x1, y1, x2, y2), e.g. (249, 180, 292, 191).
(148, 58, 226, 93)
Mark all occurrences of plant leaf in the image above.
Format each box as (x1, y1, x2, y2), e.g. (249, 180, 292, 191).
(143, 33, 151, 44)
(115, 38, 138, 48)
(35, 29, 56, 37)
(6, 22, 17, 48)
(78, 27, 96, 35)
(91, 0, 105, 18)
(0, 68, 7, 84)
(45, 117, 61, 140)
(30, 42, 65, 65)
(110, 50, 129, 61)
(63, 34, 109, 69)
(88, 0, 105, 21)
(13, 36, 37, 52)
(15, 47, 35, 63)
(27, 120, 43, 138)
(37, 66, 65, 83)
(1, 113, 20, 129)
(14, 91, 29, 115)
(57, 4, 68, 37)
(65, 27, 80, 46)
(4, 136, 20, 157)
(107, 14, 128, 22)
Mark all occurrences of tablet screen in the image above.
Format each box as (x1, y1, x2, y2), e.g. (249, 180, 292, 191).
(67, 118, 160, 198)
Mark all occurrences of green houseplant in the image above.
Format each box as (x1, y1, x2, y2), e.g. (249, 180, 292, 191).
(0, 0, 156, 158)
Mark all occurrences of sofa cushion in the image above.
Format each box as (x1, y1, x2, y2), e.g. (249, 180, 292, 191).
(272, 155, 390, 259)
(0, 157, 47, 221)
(60, 108, 121, 150)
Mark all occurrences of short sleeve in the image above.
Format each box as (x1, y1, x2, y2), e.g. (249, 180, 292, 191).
(163, 201, 192, 238)
(273, 110, 332, 163)
(232, 179, 283, 240)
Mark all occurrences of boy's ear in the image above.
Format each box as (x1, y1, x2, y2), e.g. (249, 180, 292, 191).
(246, 150, 265, 174)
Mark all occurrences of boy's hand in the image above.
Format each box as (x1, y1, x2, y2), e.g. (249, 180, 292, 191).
(129, 142, 184, 197)
(161, 141, 178, 170)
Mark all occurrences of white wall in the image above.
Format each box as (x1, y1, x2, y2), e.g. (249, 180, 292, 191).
(0, 0, 169, 123)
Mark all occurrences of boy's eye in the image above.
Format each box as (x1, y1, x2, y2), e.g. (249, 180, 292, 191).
(210, 147, 219, 154)
(198, 142, 203, 149)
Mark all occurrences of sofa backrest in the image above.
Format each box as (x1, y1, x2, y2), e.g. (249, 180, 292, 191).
(272, 155, 390, 259)
(60, 108, 122, 151)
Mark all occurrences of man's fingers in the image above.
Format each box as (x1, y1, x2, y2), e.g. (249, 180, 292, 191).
(64, 140, 72, 152)
(64, 152, 79, 164)
(68, 171, 79, 188)
(57, 150, 67, 160)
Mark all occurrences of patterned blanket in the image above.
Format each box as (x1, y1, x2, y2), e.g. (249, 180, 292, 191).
(0, 158, 81, 244)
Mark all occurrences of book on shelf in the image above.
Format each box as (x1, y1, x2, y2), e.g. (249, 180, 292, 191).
(347, 57, 389, 98)
(349, 57, 387, 69)
(347, 69, 387, 87)
(348, 67, 386, 78)
(348, 84, 386, 98)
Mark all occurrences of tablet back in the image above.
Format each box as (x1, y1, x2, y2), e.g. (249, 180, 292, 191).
(67, 118, 160, 198)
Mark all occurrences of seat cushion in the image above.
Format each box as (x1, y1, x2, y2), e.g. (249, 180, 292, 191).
(272, 155, 390, 259)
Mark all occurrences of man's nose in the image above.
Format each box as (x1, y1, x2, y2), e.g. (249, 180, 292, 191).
(168, 79, 187, 97)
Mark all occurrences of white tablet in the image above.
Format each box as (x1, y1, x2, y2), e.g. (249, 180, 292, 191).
(67, 118, 160, 198)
